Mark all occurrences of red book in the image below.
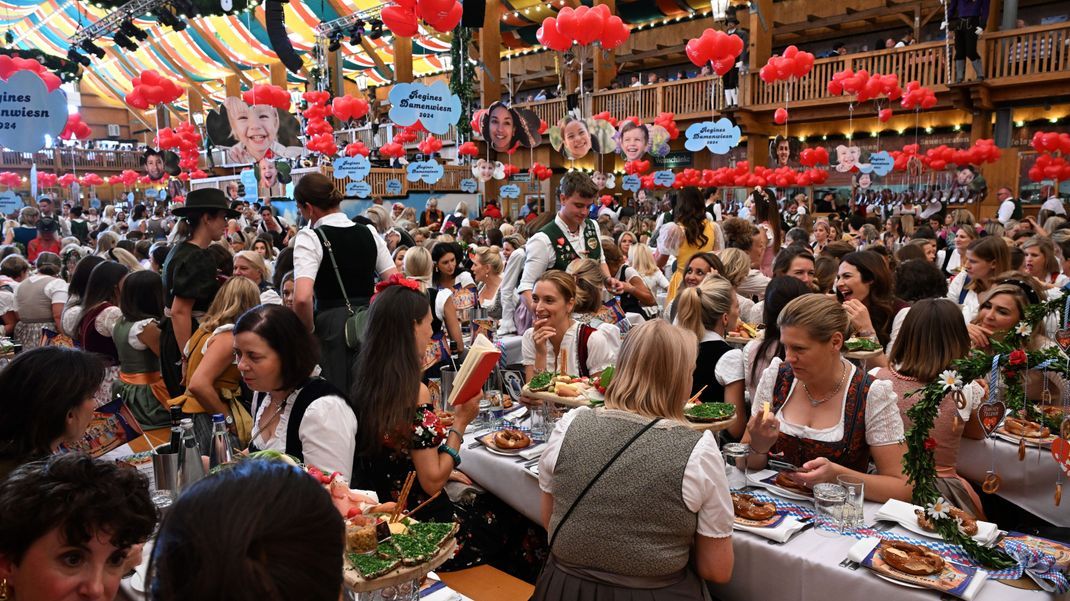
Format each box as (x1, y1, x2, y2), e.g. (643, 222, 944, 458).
(448, 334, 501, 405)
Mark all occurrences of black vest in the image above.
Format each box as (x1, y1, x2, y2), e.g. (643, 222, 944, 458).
(427, 288, 443, 335)
(250, 377, 353, 470)
(692, 339, 733, 404)
(314, 225, 377, 310)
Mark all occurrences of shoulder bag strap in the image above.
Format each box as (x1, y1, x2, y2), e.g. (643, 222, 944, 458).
(549, 416, 662, 550)
(314, 227, 353, 316)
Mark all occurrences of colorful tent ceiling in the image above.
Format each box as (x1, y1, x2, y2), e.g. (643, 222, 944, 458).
(0, 0, 450, 108)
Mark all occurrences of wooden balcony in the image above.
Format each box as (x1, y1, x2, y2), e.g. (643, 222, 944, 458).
(324, 165, 473, 197)
(982, 22, 1070, 103)
(0, 148, 143, 172)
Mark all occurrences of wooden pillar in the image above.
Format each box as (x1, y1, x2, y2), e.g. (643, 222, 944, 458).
(970, 111, 993, 142)
(479, 0, 501, 105)
(225, 75, 241, 98)
(748, 0, 773, 72)
(746, 135, 769, 169)
(270, 62, 288, 87)
(186, 88, 203, 125)
(593, 0, 618, 91)
(394, 37, 414, 83)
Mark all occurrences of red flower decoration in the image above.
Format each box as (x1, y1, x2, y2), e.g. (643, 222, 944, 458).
(373, 273, 422, 297)
(1008, 349, 1027, 367)
(923, 438, 937, 451)
(556, 237, 565, 245)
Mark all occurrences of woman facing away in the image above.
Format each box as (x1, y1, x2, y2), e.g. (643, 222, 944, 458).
(534, 319, 734, 599)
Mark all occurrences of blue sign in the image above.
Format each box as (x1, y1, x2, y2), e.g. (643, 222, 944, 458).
(385, 179, 403, 195)
(90, 197, 101, 209)
(126, 192, 135, 204)
(684, 118, 742, 154)
(345, 181, 372, 198)
(621, 174, 641, 192)
(500, 184, 521, 199)
(240, 169, 258, 202)
(333, 156, 371, 181)
(157, 188, 168, 200)
(406, 160, 444, 184)
(652, 170, 676, 187)
(459, 178, 478, 193)
(0, 191, 20, 215)
(387, 81, 462, 136)
(867, 151, 894, 176)
(0, 71, 68, 153)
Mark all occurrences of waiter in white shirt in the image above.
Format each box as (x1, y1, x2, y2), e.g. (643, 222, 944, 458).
(1040, 185, 1066, 217)
(995, 187, 1021, 225)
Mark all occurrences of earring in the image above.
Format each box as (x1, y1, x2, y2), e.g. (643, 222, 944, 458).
(0, 578, 8, 600)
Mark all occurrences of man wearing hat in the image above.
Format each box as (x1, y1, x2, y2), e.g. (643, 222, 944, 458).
(160, 188, 240, 394)
(26, 217, 62, 262)
(723, 17, 748, 108)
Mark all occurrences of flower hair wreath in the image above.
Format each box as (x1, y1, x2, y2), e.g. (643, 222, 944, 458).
(373, 273, 422, 298)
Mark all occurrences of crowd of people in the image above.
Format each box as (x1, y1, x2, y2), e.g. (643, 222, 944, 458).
(0, 169, 1067, 599)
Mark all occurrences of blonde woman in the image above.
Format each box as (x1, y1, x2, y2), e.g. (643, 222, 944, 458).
(95, 230, 120, 257)
(168, 276, 261, 450)
(628, 244, 669, 312)
(104, 247, 144, 272)
(233, 250, 283, 305)
(567, 258, 627, 332)
(743, 294, 910, 502)
(534, 319, 734, 598)
(364, 205, 393, 236)
(403, 246, 464, 375)
(471, 245, 504, 314)
(498, 234, 527, 337)
(716, 248, 756, 326)
(1021, 236, 1068, 288)
(674, 276, 747, 440)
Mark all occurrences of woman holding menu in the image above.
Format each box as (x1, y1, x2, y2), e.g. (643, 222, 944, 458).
(742, 294, 912, 503)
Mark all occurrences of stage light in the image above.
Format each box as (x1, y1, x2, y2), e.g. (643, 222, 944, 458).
(153, 7, 187, 32)
(113, 31, 139, 52)
(349, 26, 362, 45)
(81, 39, 106, 58)
(67, 46, 91, 66)
(328, 32, 342, 52)
(120, 20, 148, 41)
(369, 19, 383, 39)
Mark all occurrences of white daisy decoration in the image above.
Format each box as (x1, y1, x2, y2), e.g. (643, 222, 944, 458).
(938, 370, 963, 392)
(1015, 322, 1032, 337)
(926, 497, 951, 520)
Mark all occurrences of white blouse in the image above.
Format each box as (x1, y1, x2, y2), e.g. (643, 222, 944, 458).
(751, 358, 905, 447)
(251, 379, 358, 480)
(946, 271, 979, 323)
(521, 320, 620, 376)
(539, 407, 734, 539)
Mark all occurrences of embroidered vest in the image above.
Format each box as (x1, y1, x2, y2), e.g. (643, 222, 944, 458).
(540, 219, 601, 271)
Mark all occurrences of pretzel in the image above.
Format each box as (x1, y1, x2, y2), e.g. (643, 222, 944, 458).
(914, 507, 978, 536)
(982, 472, 1002, 494)
(1004, 417, 1050, 439)
(732, 493, 777, 521)
(774, 471, 811, 495)
(493, 428, 531, 450)
(880, 541, 946, 576)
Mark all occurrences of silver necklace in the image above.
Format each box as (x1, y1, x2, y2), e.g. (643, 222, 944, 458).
(248, 391, 291, 445)
(801, 360, 848, 407)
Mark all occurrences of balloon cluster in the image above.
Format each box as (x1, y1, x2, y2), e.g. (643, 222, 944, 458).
(60, 114, 92, 141)
(381, 0, 462, 37)
(0, 172, 21, 187)
(538, 119, 549, 134)
(119, 170, 140, 186)
(332, 95, 370, 122)
(302, 91, 336, 156)
(799, 147, 830, 167)
(654, 112, 679, 140)
(79, 173, 103, 187)
(156, 122, 202, 172)
(107, 174, 122, 185)
(759, 46, 815, 83)
(624, 160, 651, 175)
(529, 163, 553, 181)
(243, 84, 290, 110)
(457, 141, 479, 157)
(0, 56, 61, 91)
(900, 81, 937, 110)
(380, 142, 406, 159)
(923, 139, 1001, 171)
(417, 135, 443, 156)
(190, 169, 209, 179)
(36, 172, 58, 188)
(1029, 131, 1070, 182)
(592, 111, 618, 128)
(685, 29, 744, 75)
(126, 70, 183, 109)
(889, 144, 922, 171)
(58, 173, 79, 187)
(470, 109, 487, 137)
(827, 70, 902, 103)
(537, 5, 629, 52)
(344, 141, 371, 157)
(502, 163, 520, 178)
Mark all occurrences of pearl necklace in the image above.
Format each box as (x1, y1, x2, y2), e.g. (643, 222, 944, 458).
(801, 360, 848, 407)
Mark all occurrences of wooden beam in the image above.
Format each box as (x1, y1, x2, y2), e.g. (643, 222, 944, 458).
(750, 0, 773, 71)
(225, 75, 241, 98)
(394, 36, 414, 83)
(479, 0, 502, 105)
(775, 2, 921, 35)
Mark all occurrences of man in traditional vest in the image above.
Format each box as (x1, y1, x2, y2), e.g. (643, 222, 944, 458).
(518, 172, 621, 311)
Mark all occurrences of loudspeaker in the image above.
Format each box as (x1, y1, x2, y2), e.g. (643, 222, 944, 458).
(462, 0, 486, 27)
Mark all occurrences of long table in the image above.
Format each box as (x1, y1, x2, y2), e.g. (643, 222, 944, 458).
(958, 437, 1067, 527)
(459, 427, 1058, 601)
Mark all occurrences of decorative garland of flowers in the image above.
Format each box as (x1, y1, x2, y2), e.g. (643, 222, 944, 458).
(903, 289, 1070, 569)
(449, 25, 476, 141)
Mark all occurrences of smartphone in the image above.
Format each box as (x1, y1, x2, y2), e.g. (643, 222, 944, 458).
(769, 459, 801, 472)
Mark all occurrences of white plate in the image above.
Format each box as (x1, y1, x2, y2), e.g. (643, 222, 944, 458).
(523, 464, 539, 478)
(748, 472, 814, 502)
(993, 429, 1056, 447)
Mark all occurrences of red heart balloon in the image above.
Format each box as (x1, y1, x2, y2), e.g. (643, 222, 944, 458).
(1051, 437, 1070, 477)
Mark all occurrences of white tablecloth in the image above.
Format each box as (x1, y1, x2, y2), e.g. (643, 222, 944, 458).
(460, 434, 1058, 600)
(958, 437, 1068, 527)
(498, 335, 524, 366)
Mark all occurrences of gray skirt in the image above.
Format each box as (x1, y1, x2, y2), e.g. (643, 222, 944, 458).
(531, 555, 712, 601)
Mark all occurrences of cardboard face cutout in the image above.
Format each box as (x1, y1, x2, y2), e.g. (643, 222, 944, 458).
(206, 97, 304, 165)
(550, 115, 615, 160)
(769, 136, 797, 168)
(616, 121, 649, 161)
(480, 101, 543, 153)
(142, 149, 180, 181)
(471, 158, 505, 182)
(835, 144, 865, 173)
(255, 156, 293, 198)
(592, 171, 616, 190)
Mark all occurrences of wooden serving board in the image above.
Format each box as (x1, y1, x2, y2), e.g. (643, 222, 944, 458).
(686, 417, 735, 432)
(845, 349, 883, 361)
(520, 385, 591, 408)
(344, 538, 456, 593)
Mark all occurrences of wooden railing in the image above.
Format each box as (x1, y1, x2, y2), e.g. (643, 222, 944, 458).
(512, 98, 567, 127)
(322, 165, 472, 197)
(746, 41, 949, 108)
(513, 77, 724, 126)
(985, 22, 1070, 81)
(0, 148, 143, 171)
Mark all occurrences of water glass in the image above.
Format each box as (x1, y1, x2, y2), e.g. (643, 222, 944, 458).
(474, 397, 492, 431)
(530, 399, 553, 443)
(812, 483, 847, 537)
(836, 474, 865, 530)
(486, 389, 504, 430)
(440, 368, 456, 408)
(721, 443, 751, 491)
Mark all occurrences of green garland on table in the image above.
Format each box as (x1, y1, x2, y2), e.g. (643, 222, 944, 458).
(903, 288, 1070, 569)
(449, 25, 476, 142)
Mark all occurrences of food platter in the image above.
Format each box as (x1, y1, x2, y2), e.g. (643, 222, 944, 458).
(520, 384, 592, 408)
(687, 417, 735, 432)
(684, 402, 737, 432)
(344, 537, 456, 592)
(478, 430, 532, 456)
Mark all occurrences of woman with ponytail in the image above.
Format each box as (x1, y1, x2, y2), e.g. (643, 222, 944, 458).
(673, 276, 747, 440)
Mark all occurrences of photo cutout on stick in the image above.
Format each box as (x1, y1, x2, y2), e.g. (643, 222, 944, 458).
(480, 101, 542, 154)
(769, 135, 798, 169)
(472, 158, 506, 182)
(592, 171, 616, 190)
(255, 155, 292, 198)
(206, 97, 304, 165)
(549, 115, 593, 160)
(616, 120, 650, 161)
(142, 148, 180, 181)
